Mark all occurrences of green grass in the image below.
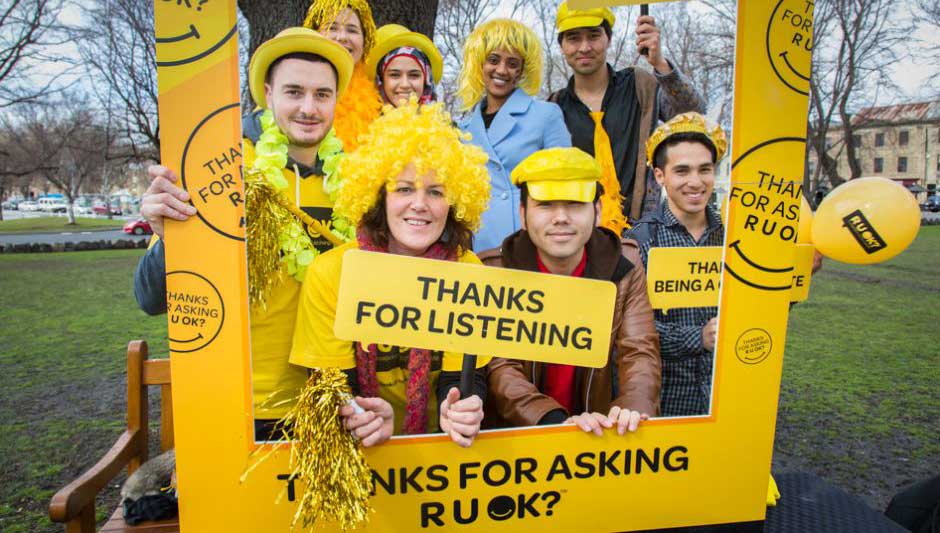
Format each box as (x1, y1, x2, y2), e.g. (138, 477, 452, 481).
(0, 249, 168, 532)
(0, 216, 124, 234)
(0, 231, 938, 530)
(778, 226, 940, 503)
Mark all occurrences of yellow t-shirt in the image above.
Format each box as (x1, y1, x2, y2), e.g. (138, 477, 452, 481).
(290, 241, 491, 434)
(243, 139, 335, 420)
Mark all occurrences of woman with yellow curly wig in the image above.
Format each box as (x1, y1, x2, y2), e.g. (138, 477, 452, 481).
(290, 100, 492, 448)
(304, 0, 382, 151)
(457, 19, 572, 253)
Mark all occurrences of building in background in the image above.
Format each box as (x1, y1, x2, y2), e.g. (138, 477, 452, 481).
(808, 100, 940, 202)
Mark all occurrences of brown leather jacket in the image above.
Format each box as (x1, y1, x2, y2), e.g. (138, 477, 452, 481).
(478, 228, 661, 427)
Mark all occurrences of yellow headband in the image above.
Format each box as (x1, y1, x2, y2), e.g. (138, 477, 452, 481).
(456, 19, 543, 113)
(646, 112, 728, 166)
(303, 0, 376, 61)
(335, 99, 491, 231)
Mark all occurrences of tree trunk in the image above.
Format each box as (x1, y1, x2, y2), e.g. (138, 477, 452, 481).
(238, 1, 440, 57)
(372, 1, 439, 39)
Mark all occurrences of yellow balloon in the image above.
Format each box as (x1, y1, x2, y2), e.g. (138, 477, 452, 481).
(811, 177, 920, 264)
(797, 196, 813, 244)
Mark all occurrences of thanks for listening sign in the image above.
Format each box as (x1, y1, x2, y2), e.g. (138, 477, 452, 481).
(646, 244, 815, 311)
(334, 250, 615, 367)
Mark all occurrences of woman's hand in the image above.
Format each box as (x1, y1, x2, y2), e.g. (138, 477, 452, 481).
(439, 387, 484, 448)
(340, 396, 394, 447)
(566, 412, 612, 436)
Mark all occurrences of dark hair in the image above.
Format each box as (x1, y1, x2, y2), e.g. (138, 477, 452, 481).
(265, 52, 338, 86)
(557, 20, 612, 46)
(359, 188, 475, 255)
(652, 132, 718, 170)
(519, 182, 604, 208)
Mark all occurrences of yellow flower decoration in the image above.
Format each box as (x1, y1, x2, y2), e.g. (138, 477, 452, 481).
(335, 99, 490, 232)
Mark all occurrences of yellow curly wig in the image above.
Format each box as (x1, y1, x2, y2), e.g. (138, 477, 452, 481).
(335, 99, 491, 232)
(456, 19, 543, 113)
(303, 0, 376, 60)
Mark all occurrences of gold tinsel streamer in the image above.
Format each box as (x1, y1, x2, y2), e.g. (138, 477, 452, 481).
(244, 370, 373, 530)
(245, 169, 343, 308)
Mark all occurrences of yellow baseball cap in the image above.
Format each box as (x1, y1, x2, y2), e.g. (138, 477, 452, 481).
(365, 24, 443, 83)
(248, 27, 354, 109)
(512, 147, 601, 202)
(556, 1, 616, 34)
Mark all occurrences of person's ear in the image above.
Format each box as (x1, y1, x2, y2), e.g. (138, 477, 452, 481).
(594, 200, 602, 228)
(653, 167, 666, 187)
(519, 202, 527, 231)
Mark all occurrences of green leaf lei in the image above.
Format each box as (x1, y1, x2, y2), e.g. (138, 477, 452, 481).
(253, 110, 352, 282)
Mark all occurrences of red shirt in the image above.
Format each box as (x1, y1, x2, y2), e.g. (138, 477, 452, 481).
(535, 251, 587, 413)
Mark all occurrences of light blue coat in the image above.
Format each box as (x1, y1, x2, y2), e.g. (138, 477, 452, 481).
(459, 88, 571, 252)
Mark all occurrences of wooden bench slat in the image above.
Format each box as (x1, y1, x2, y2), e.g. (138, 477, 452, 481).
(102, 507, 180, 532)
(142, 359, 171, 385)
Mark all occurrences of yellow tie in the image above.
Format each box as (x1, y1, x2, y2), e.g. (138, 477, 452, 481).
(590, 111, 629, 235)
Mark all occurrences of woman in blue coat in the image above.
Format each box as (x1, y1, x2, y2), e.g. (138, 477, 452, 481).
(457, 19, 572, 252)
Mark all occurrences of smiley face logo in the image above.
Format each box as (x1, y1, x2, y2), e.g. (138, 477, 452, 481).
(766, 0, 813, 95)
(155, 0, 238, 67)
(166, 270, 225, 354)
(486, 495, 515, 521)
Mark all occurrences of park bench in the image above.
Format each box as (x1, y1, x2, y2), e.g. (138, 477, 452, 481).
(48, 340, 179, 532)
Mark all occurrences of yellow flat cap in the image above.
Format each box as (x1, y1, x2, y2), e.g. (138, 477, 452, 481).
(556, 1, 616, 34)
(512, 147, 601, 202)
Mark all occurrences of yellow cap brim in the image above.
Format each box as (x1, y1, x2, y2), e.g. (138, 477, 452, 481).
(558, 15, 606, 34)
(527, 180, 597, 202)
(365, 32, 443, 84)
(249, 31, 354, 109)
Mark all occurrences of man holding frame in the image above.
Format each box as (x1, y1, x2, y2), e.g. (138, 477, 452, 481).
(134, 28, 354, 439)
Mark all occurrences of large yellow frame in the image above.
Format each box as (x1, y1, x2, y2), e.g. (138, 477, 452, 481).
(153, 0, 814, 530)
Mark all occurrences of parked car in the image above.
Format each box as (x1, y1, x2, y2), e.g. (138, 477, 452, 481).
(73, 205, 93, 215)
(1, 199, 18, 210)
(926, 196, 940, 213)
(18, 201, 40, 212)
(38, 198, 69, 213)
(93, 205, 123, 216)
(123, 218, 153, 235)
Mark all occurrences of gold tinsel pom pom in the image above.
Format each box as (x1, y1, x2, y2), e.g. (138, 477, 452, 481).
(283, 369, 373, 530)
(245, 168, 292, 309)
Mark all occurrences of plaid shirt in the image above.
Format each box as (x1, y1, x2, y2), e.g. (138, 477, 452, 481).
(627, 201, 723, 417)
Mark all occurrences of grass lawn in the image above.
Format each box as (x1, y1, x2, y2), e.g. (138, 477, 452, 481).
(0, 216, 124, 234)
(0, 231, 938, 531)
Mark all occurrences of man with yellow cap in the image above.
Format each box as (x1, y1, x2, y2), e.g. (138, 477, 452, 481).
(549, 2, 704, 227)
(481, 147, 661, 435)
(626, 112, 728, 417)
(135, 28, 355, 439)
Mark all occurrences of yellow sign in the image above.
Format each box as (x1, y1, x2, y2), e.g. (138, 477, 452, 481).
(155, 0, 819, 531)
(569, 0, 677, 7)
(646, 244, 815, 310)
(335, 250, 615, 368)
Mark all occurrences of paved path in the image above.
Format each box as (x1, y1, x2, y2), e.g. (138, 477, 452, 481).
(0, 229, 150, 246)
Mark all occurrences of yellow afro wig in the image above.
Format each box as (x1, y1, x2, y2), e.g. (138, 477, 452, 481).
(456, 19, 543, 113)
(303, 0, 376, 61)
(335, 99, 491, 232)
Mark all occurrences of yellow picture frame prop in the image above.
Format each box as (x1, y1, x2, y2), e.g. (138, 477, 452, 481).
(155, 0, 815, 530)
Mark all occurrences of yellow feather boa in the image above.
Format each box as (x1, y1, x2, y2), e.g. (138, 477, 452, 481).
(333, 64, 382, 152)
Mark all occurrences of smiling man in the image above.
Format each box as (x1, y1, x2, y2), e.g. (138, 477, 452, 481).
(627, 112, 728, 417)
(550, 2, 704, 224)
(134, 28, 354, 439)
(480, 147, 661, 435)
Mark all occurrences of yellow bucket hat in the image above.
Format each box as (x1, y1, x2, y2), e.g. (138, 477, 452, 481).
(646, 112, 728, 166)
(512, 147, 602, 203)
(248, 27, 354, 109)
(556, 1, 616, 34)
(365, 24, 443, 83)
